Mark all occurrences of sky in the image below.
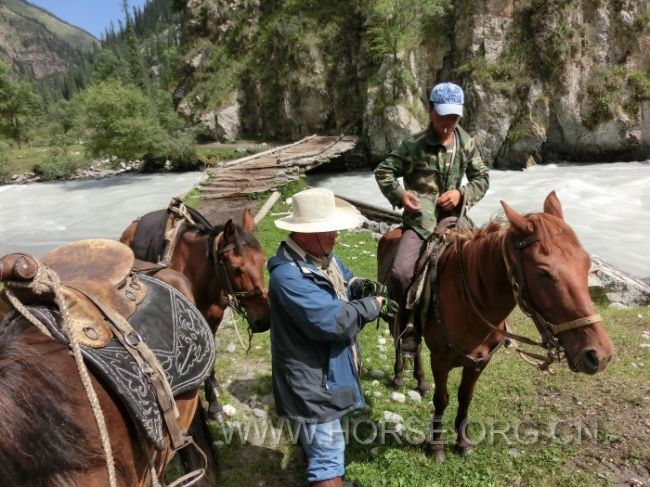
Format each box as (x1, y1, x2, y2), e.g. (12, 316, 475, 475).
(28, 0, 148, 39)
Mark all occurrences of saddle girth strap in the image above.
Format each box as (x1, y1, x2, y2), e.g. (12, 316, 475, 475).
(67, 284, 187, 451)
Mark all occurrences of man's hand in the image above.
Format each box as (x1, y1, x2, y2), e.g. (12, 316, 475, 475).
(436, 189, 461, 211)
(376, 296, 399, 322)
(350, 278, 387, 300)
(402, 192, 422, 213)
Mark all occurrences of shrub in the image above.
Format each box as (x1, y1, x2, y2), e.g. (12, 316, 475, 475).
(81, 79, 167, 163)
(32, 158, 82, 181)
(141, 141, 201, 172)
(0, 151, 9, 183)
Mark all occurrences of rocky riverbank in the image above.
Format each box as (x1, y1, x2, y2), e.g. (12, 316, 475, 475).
(5, 160, 140, 185)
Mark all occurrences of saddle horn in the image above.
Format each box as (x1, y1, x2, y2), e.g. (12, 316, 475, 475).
(0, 253, 39, 282)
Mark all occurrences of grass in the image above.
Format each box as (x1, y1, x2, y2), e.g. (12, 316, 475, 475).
(201, 190, 650, 487)
(0, 144, 90, 181)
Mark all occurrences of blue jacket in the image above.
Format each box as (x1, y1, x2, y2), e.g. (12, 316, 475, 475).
(268, 241, 381, 423)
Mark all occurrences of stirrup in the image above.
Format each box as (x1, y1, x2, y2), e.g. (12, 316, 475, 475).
(398, 322, 419, 350)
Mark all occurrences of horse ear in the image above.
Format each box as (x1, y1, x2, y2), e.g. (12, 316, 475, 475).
(543, 190, 564, 220)
(223, 219, 235, 241)
(242, 209, 256, 233)
(501, 200, 534, 235)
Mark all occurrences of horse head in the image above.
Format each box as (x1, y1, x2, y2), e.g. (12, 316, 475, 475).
(215, 209, 270, 332)
(501, 191, 614, 374)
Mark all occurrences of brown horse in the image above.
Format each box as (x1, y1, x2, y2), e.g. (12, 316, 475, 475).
(378, 192, 614, 461)
(0, 265, 217, 485)
(120, 208, 270, 418)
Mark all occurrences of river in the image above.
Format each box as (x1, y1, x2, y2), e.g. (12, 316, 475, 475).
(307, 162, 650, 278)
(1, 163, 648, 277)
(0, 172, 205, 258)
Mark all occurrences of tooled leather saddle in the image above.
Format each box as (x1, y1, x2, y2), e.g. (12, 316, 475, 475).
(0, 239, 216, 450)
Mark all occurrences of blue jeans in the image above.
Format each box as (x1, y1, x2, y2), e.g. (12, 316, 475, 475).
(298, 419, 345, 483)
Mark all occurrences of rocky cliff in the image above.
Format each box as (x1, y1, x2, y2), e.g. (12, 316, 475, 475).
(178, 0, 649, 168)
(0, 0, 98, 80)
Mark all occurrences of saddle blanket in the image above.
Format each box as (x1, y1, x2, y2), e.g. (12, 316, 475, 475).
(24, 274, 216, 449)
(132, 209, 169, 263)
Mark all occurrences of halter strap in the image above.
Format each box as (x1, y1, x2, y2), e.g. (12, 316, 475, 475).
(452, 226, 601, 370)
(212, 233, 266, 299)
(502, 233, 601, 338)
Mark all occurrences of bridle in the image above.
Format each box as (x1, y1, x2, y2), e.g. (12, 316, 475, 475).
(501, 232, 601, 351)
(453, 227, 601, 369)
(211, 232, 266, 322)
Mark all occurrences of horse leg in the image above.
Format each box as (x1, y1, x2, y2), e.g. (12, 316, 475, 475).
(413, 345, 429, 395)
(428, 363, 450, 463)
(178, 402, 219, 486)
(454, 365, 483, 456)
(390, 345, 405, 389)
(204, 370, 224, 422)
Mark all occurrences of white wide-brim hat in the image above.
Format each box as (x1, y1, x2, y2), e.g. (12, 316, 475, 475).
(274, 188, 361, 233)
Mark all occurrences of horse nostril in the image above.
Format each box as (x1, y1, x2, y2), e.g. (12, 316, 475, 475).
(582, 349, 600, 372)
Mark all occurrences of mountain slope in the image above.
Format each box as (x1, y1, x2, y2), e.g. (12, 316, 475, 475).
(0, 0, 98, 79)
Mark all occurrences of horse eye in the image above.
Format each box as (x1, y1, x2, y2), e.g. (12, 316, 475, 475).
(537, 269, 553, 279)
(232, 267, 243, 276)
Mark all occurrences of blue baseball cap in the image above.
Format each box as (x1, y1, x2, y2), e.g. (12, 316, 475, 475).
(429, 82, 464, 117)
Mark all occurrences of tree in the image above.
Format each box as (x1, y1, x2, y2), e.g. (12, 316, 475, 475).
(0, 62, 41, 147)
(81, 79, 167, 161)
(122, 0, 148, 90)
(363, 0, 449, 98)
(50, 98, 79, 135)
(91, 48, 131, 84)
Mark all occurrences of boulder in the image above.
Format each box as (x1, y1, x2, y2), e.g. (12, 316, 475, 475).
(589, 255, 650, 307)
(197, 96, 241, 142)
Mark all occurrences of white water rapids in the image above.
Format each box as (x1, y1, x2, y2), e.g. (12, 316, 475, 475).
(0, 172, 205, 258)
(308, 162, 650, 278)
(0, 163, 648, 277)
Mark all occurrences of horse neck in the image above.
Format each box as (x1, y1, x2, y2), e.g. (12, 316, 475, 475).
(455, 227, 516, 322)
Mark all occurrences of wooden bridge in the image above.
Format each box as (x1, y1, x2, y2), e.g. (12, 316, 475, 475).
(198, 135, 357, 199)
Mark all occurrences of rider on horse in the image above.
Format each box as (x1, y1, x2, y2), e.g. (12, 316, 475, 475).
(374, 82, 490, 357)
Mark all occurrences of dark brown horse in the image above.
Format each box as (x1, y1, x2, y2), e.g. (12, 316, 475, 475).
(378, 192, 614, 461)
(0, 263, 216, 486)
(120, 208, 270, 419)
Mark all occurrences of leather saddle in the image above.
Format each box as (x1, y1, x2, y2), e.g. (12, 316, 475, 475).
(0, 239, 216, 449)
(41, 239, 144, 348)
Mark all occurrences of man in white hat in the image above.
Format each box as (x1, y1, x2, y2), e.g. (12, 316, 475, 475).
(268, 188, 397, 487)
(374, 82, 490, 357)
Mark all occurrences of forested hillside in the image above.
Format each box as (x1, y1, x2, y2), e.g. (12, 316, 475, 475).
(0, 0, 97, 97)
(177, 0, 650, 167)
(1, 0, 648, 182)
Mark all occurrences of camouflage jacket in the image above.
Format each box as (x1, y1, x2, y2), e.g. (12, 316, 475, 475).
(374, 125, 490, 239)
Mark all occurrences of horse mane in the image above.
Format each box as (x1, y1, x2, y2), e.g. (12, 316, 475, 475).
(441, 218, 508, 302)
(443, 211, 581, 288)
(525, 212, 581, 255)
(0, 321, 103, 486)
(210, 222, 262, 253)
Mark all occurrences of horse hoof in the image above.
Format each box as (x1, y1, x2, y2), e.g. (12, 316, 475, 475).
(208, 405, 225, 422)
(390, 377, 404, 389)
(416, 382, 430, 395)
(455, 444, 474, 457)
(426, 444, 446, 463)
(432, 449, 446, 463)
